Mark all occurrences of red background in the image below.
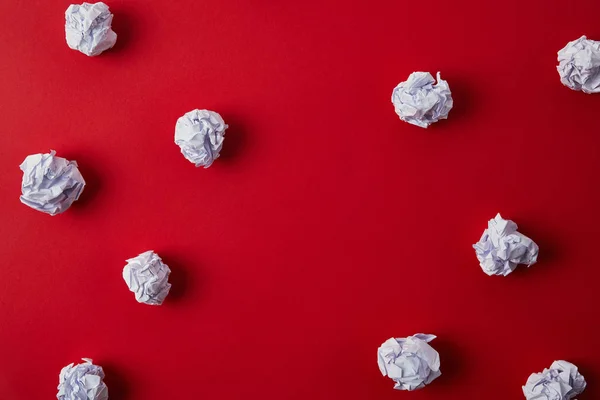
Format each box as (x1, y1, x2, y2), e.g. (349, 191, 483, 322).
(0, 0, 599, 398)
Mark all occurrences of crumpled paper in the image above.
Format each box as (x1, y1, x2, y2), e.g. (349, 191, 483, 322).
(557, 35, 600, 93)
(65, 2, 117, 56)
(123, 250, 172, 305)
(523, 360, 586, 400)
(473, 213, 539, 276)
(174, 109, 228, 168)
(377, 334, 441, 391)
(57, 358, 108, 400)
(19, 150, 86, 216)
(391, 72, 453, 128)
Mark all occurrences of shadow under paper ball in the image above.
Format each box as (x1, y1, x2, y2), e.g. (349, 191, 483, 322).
(56, 151, 103, 215)
(527, 230, 562, 267)
(73, 161, 102, 210)
(159, 253, 201, 304)
(217, 114, 248, 163)
(428, 337, 467, 388)
(101, 363, 131, 400)
(446, 76, 478, 125)
(569, 360, 598, 398)
(509, 217, 563, 278)
(106, 7, 137, 54)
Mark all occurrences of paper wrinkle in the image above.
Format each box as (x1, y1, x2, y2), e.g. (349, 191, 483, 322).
(175, 109, 228, 168)
(391, 71, 453, 128)
(557, 35, 600, 93)
(473, 213, 539, 276)
(123, 250, 172, 305)
(57, 358, 108, 400)
(523, 360, 586, 400)
(65, 2, 117, 56)
(19, 150, 86, 216)
(377, 334, 441, 391)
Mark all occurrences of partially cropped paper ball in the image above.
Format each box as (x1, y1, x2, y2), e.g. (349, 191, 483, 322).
(20, 150, 86, 216)
(557, 36, 600, 93)
(377, 334, 441, 391)
(523, 360, 586, 400)
(65, 2, 117, 56)
(123, 250, 172, 305)
(391, 72, 453, 128)
(174, 109, 228, 168)
(57, 358, 108, 400)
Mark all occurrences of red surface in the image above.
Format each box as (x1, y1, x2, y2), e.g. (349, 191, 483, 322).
(1, 0, 599, 398)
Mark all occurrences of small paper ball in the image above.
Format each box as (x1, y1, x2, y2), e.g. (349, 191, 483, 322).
(377, 334, 441, 391)
(174, 109, 228, 168)
(523, 360, 586, 400)
(57, 358, 108, 400)
(391, 71, 453, 128)
(65, 2, 117, 56)
(473, 213, 539, 276)
(123, 250, 172, 305)
(19, 150, 86, 216)
(557, 35, 600, 93)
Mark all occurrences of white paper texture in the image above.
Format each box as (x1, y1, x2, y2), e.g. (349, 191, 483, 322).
(175, 109, 228, 168)
(65, 2, 117, 56)
(20, 150, 85, 216)
(557, 35, 600, 93)
(523, 360, 586, 400)
(391, 72, 453, 128)
(57, 358, 108, 400)
(473, 213, 539, 276)
(377, 334, 441, 391)
(123, 250, 172, 305)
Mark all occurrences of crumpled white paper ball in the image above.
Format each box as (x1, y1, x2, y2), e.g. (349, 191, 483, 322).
(522, 360, 586, 400)
(377, 334, 441, 391)
(19, 150, 86, 216)
(473, 213, 539, 277)
(557, 36, 600, 93)
(123, 250, 172, 305)
(391, 71, 453, 128)
(174, 109, 228, 168)
(65, 2, 117, 56)
(57, 358, 108, 400)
